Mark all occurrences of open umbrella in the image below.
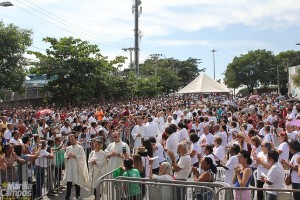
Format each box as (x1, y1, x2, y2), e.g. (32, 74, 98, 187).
(275, 95, 287, 100)
(286, 98, 300, 103)
(249, 95, 261, 99)
(222, 100, 237, 107)
(35, 109, 53, 118)
(288, 119, 300, 127)
(241, 108, 254, 114)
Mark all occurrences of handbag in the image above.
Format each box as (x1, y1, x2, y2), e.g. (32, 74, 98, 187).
(285, 170, 292, 186)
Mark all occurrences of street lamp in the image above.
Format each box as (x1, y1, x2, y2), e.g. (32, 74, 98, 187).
(296, 43, 300, 45)
(211, 50, 216, 80)
(0, 1, 13, 7)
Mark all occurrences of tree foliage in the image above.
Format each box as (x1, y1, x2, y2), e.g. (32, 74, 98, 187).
(224, 49, 278, 93)
(0, 22, 32, 97)
(29, 37, 124, 105)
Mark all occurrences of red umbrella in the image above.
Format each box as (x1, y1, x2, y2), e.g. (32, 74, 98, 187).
(35, 109, 53, 118)
(249, 95, 261, 99)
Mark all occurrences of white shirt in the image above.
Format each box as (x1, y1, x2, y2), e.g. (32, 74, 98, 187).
(256, 151, 269, 178)
(204, 154, 217, 166)
(202, 133, 214, 145)
(221, 131, 228, 147)
(9, 138, 23, 145)
(259, 127, 266, 137)
(166, 133, 179, 157)
(264, 132, 275, 144)
(263, 162, 285, 195)
(4, 129, 12, 141)
(154, 117, 165, 132)
(131, 124, 146, 149)
(60, 126, 71, 137)
(224, 155, 239, 186)
(213, 146, 225, 162)
(287, 131, 297, 142)
(152, 143, 165, 169)
(277, 142, 289, 161)
(88, 116, 96, 125)
(37, 126, 44, 138)
(35, 149, 50, 167)
(144, 122, 160, 139)
(175, 154, 191, 180)
(197, 122, 204, 137)
(178, 128, 189, 142)
(191, 142, 201, 165)
(290, 152, 300, 183)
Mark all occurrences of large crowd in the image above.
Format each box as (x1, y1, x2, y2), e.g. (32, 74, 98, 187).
(1, 94, 300, 200)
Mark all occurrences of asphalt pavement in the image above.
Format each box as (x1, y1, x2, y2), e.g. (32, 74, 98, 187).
(42, 186, 94, 200)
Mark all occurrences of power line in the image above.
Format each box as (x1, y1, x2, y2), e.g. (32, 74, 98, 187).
(22, 0, 127, 49)
(14, 0, 125, 50)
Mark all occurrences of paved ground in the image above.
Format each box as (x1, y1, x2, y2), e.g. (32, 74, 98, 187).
(42, 186, 94, 200)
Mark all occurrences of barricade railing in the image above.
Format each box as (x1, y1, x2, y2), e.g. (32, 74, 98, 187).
(116, 177, 229, 200)
(0, 149, 66, 200)
(215, 186, 300, 200)
(96, 178, 217, 200)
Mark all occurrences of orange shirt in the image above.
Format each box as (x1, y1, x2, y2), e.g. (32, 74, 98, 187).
(96, 110, 104, 121)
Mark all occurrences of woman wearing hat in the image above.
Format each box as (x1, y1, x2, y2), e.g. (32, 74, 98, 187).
(88, 137, 107, 198)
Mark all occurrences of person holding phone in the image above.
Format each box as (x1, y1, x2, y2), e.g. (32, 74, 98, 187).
(105, 131, 130, 172)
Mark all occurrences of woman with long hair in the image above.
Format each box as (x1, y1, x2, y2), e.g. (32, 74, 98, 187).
(192, 157, 217, 200)
(276, 132, 289, 162)
(232, 150, 253, 200)
(253, 142, 272, 200)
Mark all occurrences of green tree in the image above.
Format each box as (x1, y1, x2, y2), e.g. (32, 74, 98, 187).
(0, 22, 32, 97)
(29, 37, 123, 105)
(224, 49, 277, 93)
(276, 50, 300, 93)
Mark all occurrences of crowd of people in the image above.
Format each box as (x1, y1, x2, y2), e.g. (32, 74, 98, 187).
(0, 94, 300, 200)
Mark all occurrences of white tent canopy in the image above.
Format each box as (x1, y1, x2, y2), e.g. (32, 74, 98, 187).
(177, 72, 230, 94)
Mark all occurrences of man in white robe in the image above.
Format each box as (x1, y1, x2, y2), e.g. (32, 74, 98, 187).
(63, 134, 90, 200)
(131, 117, 146, 150)
(105, 131, 130, 172)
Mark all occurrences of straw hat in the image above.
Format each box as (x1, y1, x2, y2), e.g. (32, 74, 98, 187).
(137, 146, 147, 153)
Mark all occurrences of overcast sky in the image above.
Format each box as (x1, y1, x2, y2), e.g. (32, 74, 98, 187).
(1, 0, 300, 80)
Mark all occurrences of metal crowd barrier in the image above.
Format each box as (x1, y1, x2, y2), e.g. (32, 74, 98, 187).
(216, 186, 300, 200)
(96, 178, 217, 200)
(96, 175, 300, 200)
(96, 176, 229, 200)
(0, 149, 66, 200)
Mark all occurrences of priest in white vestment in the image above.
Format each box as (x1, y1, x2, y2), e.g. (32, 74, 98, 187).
(88, 138, 107, 197)
(105, 131, 130, 172)
(63, 134, 90, 200)
(131, 117, 146, 150)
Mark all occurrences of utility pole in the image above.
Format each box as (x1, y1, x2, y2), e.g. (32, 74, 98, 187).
(150, 54, 162, 76)
(133, 0, 142, 77)
(211, 50, 216, 80)
(122, 47, 135, 69)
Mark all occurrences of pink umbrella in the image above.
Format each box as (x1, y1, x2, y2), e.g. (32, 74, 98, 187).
(249, 95, 261, 99)
(288, 119, 300, 127)
(35, 109, 53, 118)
